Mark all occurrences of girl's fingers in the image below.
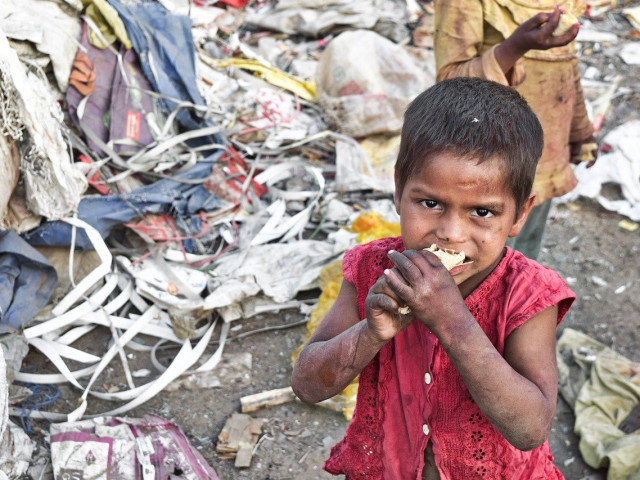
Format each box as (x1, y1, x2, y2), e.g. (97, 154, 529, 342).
(551, 24, 579, 46)
(387, 249, 426, 283)
(372, 274, 403, 299)
(368, 292, 400, 313)
(384, 268, 413, 305)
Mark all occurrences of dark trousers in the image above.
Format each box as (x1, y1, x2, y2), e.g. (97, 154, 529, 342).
(506, 200, 552, 261)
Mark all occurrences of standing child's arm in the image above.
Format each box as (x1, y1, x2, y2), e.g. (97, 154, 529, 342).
(435, 2, 578, 84)
(435, 0, 498, 82)
(385, 249, 560, 451)
(292, 276, 412, 404)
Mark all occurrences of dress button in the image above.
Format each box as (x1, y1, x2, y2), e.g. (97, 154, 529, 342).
(423, 424, 430, 436)
(424, 372, 432, 384)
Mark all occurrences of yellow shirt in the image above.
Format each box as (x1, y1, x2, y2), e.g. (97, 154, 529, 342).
(434, 0, 594, 204)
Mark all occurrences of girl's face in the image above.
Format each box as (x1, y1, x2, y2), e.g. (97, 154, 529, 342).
(394, 151, 534, 297)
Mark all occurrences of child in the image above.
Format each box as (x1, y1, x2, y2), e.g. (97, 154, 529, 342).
(434, 2, 597, 259)
(291, 77, 576, 479)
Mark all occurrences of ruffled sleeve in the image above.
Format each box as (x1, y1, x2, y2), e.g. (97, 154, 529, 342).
(502, 251, 576, 338)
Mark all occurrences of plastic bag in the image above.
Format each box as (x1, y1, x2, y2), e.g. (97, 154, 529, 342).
(50, 415, 220, 479)
(315, 29, 432, 137)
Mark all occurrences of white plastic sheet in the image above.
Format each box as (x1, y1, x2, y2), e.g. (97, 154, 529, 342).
(0, 30, 86, 221)
(0, 0, 82, 91)
(244, 0, 408, 39)
(315, 29, 433, 137)
(206, 239, 344, 306)
(558, 120, 640, 221)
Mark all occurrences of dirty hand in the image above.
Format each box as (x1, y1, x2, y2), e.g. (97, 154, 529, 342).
(383, 249, 466, 329)
(570, 135, 599, 167)
(505, 6, 579, 56)
(364, 275, 414, 343)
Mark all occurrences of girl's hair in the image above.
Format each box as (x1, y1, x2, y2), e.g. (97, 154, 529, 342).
(395, 77, 544, 216)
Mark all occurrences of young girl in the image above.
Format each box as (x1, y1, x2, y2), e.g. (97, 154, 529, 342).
(291, 77, 576, 479)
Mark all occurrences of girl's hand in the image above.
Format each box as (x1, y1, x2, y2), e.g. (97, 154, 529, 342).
(384, 249, 467, 329)
(364, 275, 414, 343)
(497, 6, 579, 69)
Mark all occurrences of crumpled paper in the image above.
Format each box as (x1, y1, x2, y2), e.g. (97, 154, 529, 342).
(0, 30, 87, 221)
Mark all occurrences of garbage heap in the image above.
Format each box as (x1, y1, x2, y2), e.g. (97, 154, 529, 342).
(1, 0, 640, 477)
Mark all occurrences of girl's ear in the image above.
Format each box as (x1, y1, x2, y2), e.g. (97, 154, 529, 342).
(394, 170, 401, 215)
(508, 193, 536, 237)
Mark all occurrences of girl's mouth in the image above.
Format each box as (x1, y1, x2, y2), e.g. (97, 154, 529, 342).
(449, 262, 472, 276)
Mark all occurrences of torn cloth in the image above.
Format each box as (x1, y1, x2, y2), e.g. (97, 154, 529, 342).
(107, 0, 222, 144)
(0, 231, 57, 333)
(66, 24, 157, 156)
(21, 158, 222, 250)
(556, 328, 640, 478)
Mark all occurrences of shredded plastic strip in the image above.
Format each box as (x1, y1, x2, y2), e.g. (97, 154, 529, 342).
(11, 217, 229, 423)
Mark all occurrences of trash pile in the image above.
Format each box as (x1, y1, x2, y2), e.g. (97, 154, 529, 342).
(0, 0, 639, 477)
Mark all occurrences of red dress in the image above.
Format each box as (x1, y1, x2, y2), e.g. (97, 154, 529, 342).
(324, 237, 575, 479)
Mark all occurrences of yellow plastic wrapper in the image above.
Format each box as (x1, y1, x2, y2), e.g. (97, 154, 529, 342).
(82, 0, 132, 50)
(292, 211, 400, 420)
(203, 57, 316, 102)
(359, 135, 401, 193)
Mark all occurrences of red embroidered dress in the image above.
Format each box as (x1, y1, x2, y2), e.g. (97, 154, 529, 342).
(324, 237, 575, 479)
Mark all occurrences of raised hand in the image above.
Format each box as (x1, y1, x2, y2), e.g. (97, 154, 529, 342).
(510, 6, 579, 52)
(495, 6, 579, 74)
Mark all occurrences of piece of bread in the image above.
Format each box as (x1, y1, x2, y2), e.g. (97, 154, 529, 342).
(424, 244, 467, 271)
(553, 11, 579, 36)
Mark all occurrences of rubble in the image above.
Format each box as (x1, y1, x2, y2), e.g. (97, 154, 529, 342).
(217, 412, 263, 468)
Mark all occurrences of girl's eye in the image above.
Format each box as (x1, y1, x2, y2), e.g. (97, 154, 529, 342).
(421, 199, 439, 209)
(473, 208, 494, 218)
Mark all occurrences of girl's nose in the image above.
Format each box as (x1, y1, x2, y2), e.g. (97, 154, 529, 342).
(435, 214, 465, 244)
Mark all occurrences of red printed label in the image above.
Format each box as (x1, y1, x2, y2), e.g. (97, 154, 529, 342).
(125, 111, 141, 141)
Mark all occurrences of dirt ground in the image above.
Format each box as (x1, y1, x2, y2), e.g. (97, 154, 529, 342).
(14, 4, 640, 480)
